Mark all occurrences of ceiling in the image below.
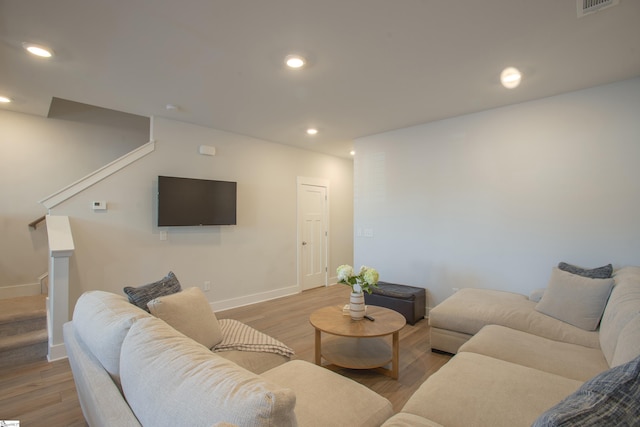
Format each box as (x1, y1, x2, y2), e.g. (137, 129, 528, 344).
(1, 0, 639, 159)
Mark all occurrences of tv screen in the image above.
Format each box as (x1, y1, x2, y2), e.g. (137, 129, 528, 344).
(157, 176, 237, 226)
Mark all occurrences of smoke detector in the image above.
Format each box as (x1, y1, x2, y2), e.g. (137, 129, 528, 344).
(577, 0, 619, 17)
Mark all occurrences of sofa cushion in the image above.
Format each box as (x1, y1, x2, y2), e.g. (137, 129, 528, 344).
(611, 314, 640, 367)
(558, 262, 613, 279)
(599, 266, 640, 366)
(123, 271, 181, 311)
(381, 413, 444, 427)
(72, 290, 150, 383)
(532, 354, 640, 427)
(63, 322, 142, 427)
(535, 268, 614, 331)
(147, 286, 223, 349)
(262, 359, 393, 427)
(401, 352, 582, 427)
(215, 349, 289, 374)
(459, 325, 609, 381)
(120, 316, 297, 427)
(429, 288, 600, 349)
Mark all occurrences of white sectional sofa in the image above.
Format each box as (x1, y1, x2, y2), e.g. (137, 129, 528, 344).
(381, 266, 640, 427)
(64, 289, 394, 427)
(65, 266, 640, 427)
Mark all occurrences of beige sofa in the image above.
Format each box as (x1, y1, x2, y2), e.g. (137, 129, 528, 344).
(381, 266, 640, 427)
(64, 289, 394, 427)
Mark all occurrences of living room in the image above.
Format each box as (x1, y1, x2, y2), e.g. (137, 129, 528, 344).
(1, 1, 640, 425)
(1, 0, 638, 316)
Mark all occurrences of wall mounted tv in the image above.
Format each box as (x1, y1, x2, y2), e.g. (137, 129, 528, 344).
(157, 176, 237, 226)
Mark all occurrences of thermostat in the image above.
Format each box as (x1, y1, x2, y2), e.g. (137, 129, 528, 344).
(92, 200, 107, 211)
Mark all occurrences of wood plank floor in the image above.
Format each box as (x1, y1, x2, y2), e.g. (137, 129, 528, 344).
(0, 358, 87, 427)
(0, 284, 450, 425)
(217, 284, 451, 412)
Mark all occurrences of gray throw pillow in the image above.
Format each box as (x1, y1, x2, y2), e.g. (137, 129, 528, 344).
(558, 262, 613, 279)
(532, 354, 640, 426)
(123, 271, 182, 312)
(535, 268, 614, 331)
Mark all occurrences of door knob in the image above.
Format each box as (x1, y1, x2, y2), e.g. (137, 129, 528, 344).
(302, 241, 307, 246)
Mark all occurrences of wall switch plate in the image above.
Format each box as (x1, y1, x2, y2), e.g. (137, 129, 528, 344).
(203, 281, 211, 291)
(159, 230, 167, 241)
(199, 145, 216, 156)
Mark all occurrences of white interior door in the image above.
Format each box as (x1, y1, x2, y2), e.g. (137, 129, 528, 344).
(298, 182, 328, 290)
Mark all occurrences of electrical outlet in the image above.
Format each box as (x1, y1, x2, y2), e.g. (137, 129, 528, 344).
(203, 281, 211, 292)
(452, 287, 459, 293)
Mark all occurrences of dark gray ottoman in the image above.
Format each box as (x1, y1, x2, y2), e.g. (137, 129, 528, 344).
(364, 282, 426, 325)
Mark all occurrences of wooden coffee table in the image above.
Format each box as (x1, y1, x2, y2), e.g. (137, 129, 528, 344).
(309, 305, 406, 379)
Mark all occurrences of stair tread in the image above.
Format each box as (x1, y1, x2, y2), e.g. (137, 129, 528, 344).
(0, 328, 48, 351)
(0, 294, 46, 324)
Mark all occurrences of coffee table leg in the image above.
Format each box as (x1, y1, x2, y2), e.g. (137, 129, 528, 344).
(315, 328, 321, 365)
(392, 331, 400, 379)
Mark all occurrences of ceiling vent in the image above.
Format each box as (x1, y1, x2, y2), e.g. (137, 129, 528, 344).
(577, 0, 619, 17)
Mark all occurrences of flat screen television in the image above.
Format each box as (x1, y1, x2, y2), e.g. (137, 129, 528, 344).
(157, 176, 237, 226)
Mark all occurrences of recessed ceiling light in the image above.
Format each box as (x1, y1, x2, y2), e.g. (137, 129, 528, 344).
(500, 67, 522, 89)
(350, 150, 356, 156)
(23, 43, 54, 58)
(306, 128, 318, 135)
(0, 96, 12, 103)
(285, 54, 306, 69)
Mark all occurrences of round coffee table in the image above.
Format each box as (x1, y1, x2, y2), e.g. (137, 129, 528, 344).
(309, 305, 406, 379)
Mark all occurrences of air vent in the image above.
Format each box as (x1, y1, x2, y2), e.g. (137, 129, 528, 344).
(577, 0, 619, 17)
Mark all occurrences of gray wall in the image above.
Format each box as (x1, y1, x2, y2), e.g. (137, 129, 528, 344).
(354, 77, 640, 309)
(0, 108, 149, 289)
(49, 117, 354, 311)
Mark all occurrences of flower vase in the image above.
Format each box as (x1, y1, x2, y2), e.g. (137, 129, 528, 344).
(349, 292, 365, 321)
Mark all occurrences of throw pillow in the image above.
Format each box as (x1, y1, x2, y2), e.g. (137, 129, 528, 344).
(123, 271, 182, 312)
(535, 268, 614, 331)
(532, 354, 640, 427)
(147, 286, 223, 348)
(558, 262, 613, 279)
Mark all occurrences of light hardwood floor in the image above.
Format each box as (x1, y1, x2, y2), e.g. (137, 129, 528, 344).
(0, 284, 450, 425)
(0, 358, 87, 426)
(218, 285, 451, 412)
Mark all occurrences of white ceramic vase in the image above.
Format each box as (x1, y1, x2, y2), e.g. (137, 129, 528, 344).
(349, 291, 365, 320)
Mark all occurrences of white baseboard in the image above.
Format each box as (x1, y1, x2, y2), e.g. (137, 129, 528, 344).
(48, 342, 68, 362)
(209, 285, 300, 312)
(0, 283, 41, 299)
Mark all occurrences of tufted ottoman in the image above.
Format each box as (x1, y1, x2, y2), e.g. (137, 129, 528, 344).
(364, 282, 426, 325)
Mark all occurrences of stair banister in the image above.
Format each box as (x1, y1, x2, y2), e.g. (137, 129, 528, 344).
(45, 215, 75, 361)
(28, 215, 47, 229)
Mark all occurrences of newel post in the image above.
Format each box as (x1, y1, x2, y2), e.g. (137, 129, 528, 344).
(45, 215, 75, 361)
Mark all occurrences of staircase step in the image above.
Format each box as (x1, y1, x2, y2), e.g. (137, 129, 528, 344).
(0, 329, 48, 369)
(0, 329, 48, 352)
(0, 294, 47, 337)
(0, 294, 48, 369)
(0, 294, 46, 324)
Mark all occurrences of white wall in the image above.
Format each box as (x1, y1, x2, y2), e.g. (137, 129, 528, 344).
(0, 109, 148, 290)
(354, 77, 640, 309)
(49, 117, 354, 311)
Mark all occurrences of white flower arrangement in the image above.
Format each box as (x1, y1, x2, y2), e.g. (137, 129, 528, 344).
(337, 264, 380, 294)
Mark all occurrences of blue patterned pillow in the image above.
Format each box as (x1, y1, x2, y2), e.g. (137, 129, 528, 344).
(532, 354, 640, 426)
(123, 271, 182, 312)
(558, 262, 613, 279)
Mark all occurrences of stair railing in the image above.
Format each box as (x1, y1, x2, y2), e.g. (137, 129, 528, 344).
(28, 215, 47, 229)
